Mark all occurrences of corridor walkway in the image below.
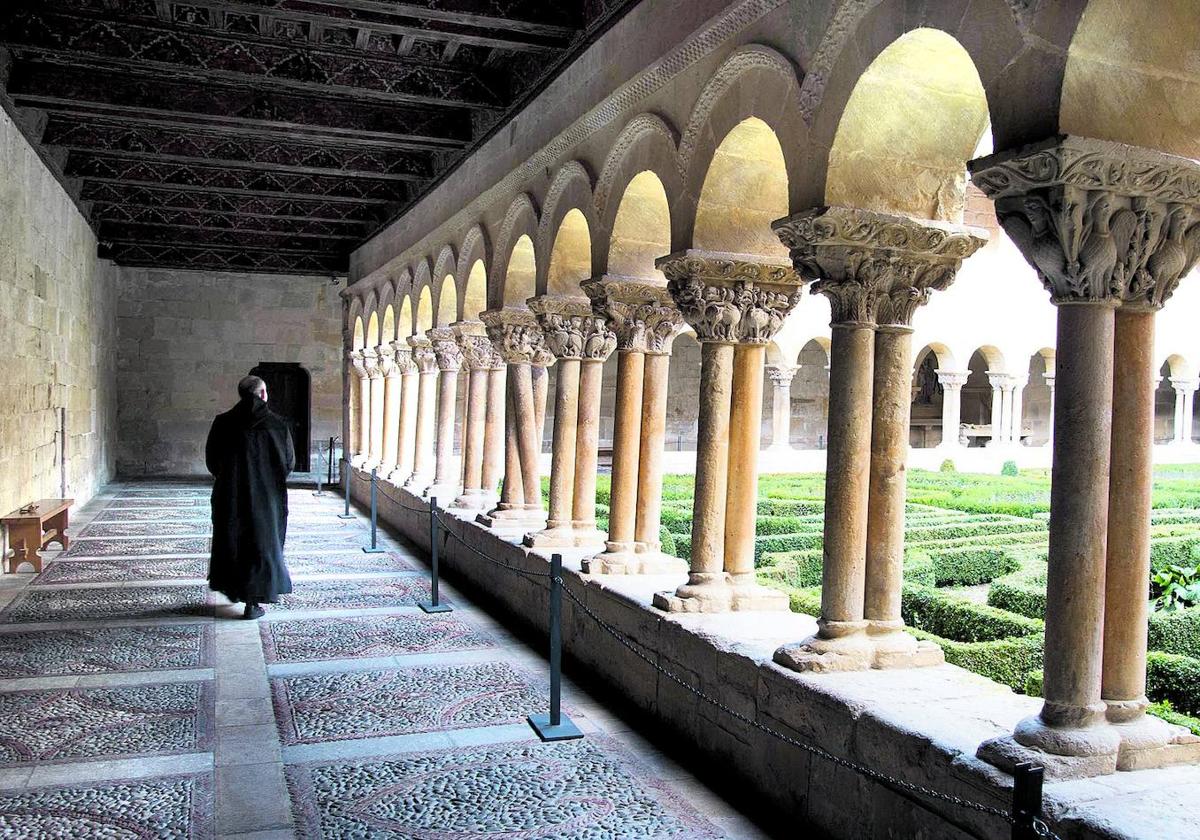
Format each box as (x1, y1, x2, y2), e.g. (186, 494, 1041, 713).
(0, 481, 774, 839)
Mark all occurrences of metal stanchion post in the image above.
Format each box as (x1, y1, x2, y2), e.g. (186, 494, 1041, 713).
(312, 444, 324, 497)
(338, 458, 354, 519)
(1010, 762, 1045, 840)
(362, 468, 386, 554)
(328, 436, 336, 486)
(419, 497, 452, 614)
(527, 553, 582, 742)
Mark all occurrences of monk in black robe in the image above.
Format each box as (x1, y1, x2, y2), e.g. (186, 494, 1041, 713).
(206, 375, 294, 619)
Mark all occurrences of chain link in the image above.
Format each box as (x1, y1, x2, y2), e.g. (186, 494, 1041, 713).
(371, 475, 432, 515)
(553, 577, 1016, 826)
(435, 511, 553, 580)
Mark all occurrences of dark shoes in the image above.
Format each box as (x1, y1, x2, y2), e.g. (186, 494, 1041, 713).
(243, 602, 265, 620)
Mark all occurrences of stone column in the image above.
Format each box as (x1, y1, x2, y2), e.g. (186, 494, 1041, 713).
(363, 347, 385, 468)
(377, 344, 401, 476)
(428, 327, 463, 500)
(532, 349, 553, 456)
(388, 343, 417, 484)
(1184, 382, 1197, 444)
(766, 366, 797, 450)
(525, 297, 585, 545)
(406, 335, 438, 488)
(348, 350, 371, 466)
(936, 370, 968, 448)
(572, 344, 613, 544)
(773, 207, 983, 671)
(634, 324, 684, 569)
(1045, 373, 1056, 447)
(987, 373, 1008, 446)
(651, 251, 805, 612)
(482, 361, 507, 500)
(480, 307, 547, 528)
(1170, 377, 1198, 445)
(964, 135, 1200, 776)
(1170, 379, 1187, 443)
(451, 322, 498, 509)
(1009, 375, 1028, 446)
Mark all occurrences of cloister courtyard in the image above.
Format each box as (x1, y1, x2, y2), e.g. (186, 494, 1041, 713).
(7, 0, 1200, 837)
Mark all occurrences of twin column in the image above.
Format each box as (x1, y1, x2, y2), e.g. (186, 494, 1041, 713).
(970, 135, 1200, 777)
(771, 206, 985, 671)
(451, 321, 505, 509)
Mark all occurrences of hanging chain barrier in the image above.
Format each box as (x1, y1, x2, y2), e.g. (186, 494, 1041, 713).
(334, 467, 1061, 840)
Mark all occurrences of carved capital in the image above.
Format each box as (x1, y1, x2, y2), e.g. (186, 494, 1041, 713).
(766, 365, 797, 386)
(428, 327, 463, 372)
(656, 251, 804, 344)
(987, 372, 1016, 391)
(479, 307, 547, 365)
(527, 295, 615, 362)
(408, 335, 437, 374)
(1170, 376, 1199, 394)
(390, 341, 416, 375)
(362, 347, 381, 379)
(451, 320, 504, 371)
(348, 349, 369, 379)
(376, 342, 399, 378)
(773, 206, 985, 326)
(969, 135, 1200, 309)
(935, 369, 969, 389)
(582, 276, 684, 354)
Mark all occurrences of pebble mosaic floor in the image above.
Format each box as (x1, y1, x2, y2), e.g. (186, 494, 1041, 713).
(0, 481, 773, 839)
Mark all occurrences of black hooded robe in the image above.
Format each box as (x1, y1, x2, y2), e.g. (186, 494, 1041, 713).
(205, 396, 295, 604)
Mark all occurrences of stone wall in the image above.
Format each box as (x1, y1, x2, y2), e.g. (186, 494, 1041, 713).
(0, 106, 118, 519)
(116, 270, 343, 479)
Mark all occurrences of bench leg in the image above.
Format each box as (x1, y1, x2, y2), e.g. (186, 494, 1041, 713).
(6, 524, 42, 574)
(45, 510, 69, 552)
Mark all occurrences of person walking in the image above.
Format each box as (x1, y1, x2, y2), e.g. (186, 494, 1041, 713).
(206, 375, 294, 618)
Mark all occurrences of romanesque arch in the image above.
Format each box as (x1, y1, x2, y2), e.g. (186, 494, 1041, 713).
(545, 208, 593, 297)
(462, 260, 487, 321)
(456, 225, 491, 313)
(417, 287, 433, 333)
(491, 194, 539, 308)
(606, 170, 672, 281)
(436, 275, 457, 326)
(537, 161, 597, 291)
(397, 295, 413, 339)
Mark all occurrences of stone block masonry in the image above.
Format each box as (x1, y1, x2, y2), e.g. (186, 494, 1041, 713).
(0, 106, 118, 519)
(116, 269, 343, 478)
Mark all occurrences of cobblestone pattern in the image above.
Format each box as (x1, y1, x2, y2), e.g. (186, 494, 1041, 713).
(0, 585, 210, 624)
(272, 662, 541, 744)
(102, 498, 207, 510)
(286, 551, 417, 576)
(64, 537, 211, 558)
(89, 507, 208, 523)
(33, 557, 208, 584)
(0, 624, 212, 677)
(276, 577, 427, 611)
(78, 521, 213, 538)
(105, 489, 211, 497)
(0, 773, 213, 838)
(286, 737, 723, 838)
(0, 682, 214, 765)
(261, 613, 494, 663)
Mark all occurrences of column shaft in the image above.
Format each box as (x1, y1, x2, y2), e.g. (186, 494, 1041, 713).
(724, 344, 765, 581)
(458, 368, 486, 494)
(864, 327, 912, 636)
(685, 341, 735, 597)
(634, 353, 670, 551)
(818, 324, 874, 639)
(434, 368, 459, 487)
(368, 374, 385, 464)
(396, 371, 418, 480)
(990, 382, 1004, 446)
(498, 371, 523, 508)
(546, 358, 581, 529)
(1103, 309, 1155, 719)
(355, 375, 370, 458)
(941, 383, 962, 447)
(1184, 388, 1196, 443)
(1173, 388, 1186, 442)
(572, 359, 604, 533)
(512, 363, 542, 509)
(770, 373, 793, 448)
(604, 350, 645, 556)
(1010, 380, 1026, 446)
(380, 374, 402, 473)
(410, 368, 437, 483)
(481, 367, 506, 497)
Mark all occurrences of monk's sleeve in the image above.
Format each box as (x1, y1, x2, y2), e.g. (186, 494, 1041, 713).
(204, 417, 222, 477)
(282, 427, 296, 476)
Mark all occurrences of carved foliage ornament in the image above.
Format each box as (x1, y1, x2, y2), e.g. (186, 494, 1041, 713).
(657, 253, 804, 344)
(376, 343, 399, 378)
(582, 278, 683, 354)
(528, 296, 616, 362)
(390, 343, 417, 374)
(348, 348, 368, 377)
(773, 206, 986, 325)
(969, 136, 1200, 309)
(407, 336, 438, 374)
(361, 347, 381, 378)
(428, 327, 463, 372)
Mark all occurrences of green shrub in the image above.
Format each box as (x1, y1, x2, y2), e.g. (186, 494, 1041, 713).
(675, 533, 691, 561)
(911, 627, 1044, 692)
(1152, 564, 1200, 612)
(787, 586, 822, 617)
(761, 549, 823, 587)
(903, 550, 937, 588)
(757, 499, 825, 517)
(939, 459, 956, 473)
(987, 577, 1047, 620)
(754, 533, 823, 564)
(1148, 605, 1200, 659)
(901, 586, 1042, 643)
(1001, 460, 1019, 477)
(1148, 701, 1200, 737)
(756, 515, 823, 536)
(931, 548, 1019, 586)
(1150, 537, 1200, 574)
(1024, 669, 1044, 697)
(1146, 652, 1200, 717)
(658, 526, 677, 558)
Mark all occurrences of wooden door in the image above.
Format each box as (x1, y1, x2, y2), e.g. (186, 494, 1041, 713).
(249, 362, 311, 472)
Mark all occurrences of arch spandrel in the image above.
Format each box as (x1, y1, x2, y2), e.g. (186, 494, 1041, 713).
(538, 162, 597, 290)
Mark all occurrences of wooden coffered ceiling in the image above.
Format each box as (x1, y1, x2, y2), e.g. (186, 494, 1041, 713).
(0, 0, 638, 275)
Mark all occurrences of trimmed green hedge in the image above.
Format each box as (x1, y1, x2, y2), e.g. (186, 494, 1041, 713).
(911, 627, 1044, 692)
(1150, 537, 1200, 573)
(1148, 606, 1200, 659)
(931, 548, 1018, 586)
(658, 526, 676, 558)
(1146, 652, 1200, 717)
(901, 586, 1042, 643)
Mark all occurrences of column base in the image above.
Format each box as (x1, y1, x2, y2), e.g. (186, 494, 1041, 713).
(450, 489, 491, 510)
(652, 572, 732, 613)
(867, 623, 945, 669)
(386, 467, 412, 485)
(404, 471, 433, 490)
(423, 483, 461, 505)
(477, 505, 546, 530)
(522, 524, 580, 548)
(977, 715, 1121, 780)
(583, 549, 688, 576)
(1111, 713, 1200, 771)
(727, 573, 790, 611)
(772, 621, 873, 674)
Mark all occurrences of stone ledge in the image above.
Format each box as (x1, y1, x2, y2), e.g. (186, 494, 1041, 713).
(349, 468, 1198, 840)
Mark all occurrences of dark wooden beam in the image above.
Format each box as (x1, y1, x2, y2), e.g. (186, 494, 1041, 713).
(100, 240, 350, 274)
(98, 220, 357, 250)
(91, 203, 369, 237)
(81, 181, 386, 224)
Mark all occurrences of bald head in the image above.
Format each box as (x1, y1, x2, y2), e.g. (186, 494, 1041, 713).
(238, 375, 267, 402)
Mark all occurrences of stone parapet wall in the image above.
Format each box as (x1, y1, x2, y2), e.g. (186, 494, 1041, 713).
(0, 106, 118, 518)
(115, 270, 343, 478)
(348, 469, 1188, 840)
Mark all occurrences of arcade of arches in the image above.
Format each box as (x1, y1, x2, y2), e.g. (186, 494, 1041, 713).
(6, 1, 1200, 838)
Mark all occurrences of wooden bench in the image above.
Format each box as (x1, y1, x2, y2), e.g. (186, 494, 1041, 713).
(2, 499, 73, 574)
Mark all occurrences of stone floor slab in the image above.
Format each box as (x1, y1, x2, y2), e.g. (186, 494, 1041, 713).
(0, 624, 213, 678)
(274, 577, 429, 612)
(260, 613, 493, 664)
(34, 557, 209, 584)
(271, 662, 545, 746)
(0, 585, 211, 624)
(0, 681, 214, 766)
(285, 736, 725, 839)
(0, 772, 213, 838)
(65, 536, 211, 558)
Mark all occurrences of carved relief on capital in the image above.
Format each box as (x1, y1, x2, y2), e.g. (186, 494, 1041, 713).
(348, 349, 369, 379)
(773, 206, 985, 326)
(408, 335, 438, 375)
(479, 306, 547, 366)
(451, 320, 504, 371)
(528, 294, 618, 362)
(428, 327, 463, 372)
(655, 251, 804, 344)
(376, 343, 399, 378)
(935, 369, 969, 390)
(390, 340, 416, 374)
(766, 365, 797, 386)
(969, 135, 1200, 308)
(362, 347, 382, 379)
(583, 277, 684, 355)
